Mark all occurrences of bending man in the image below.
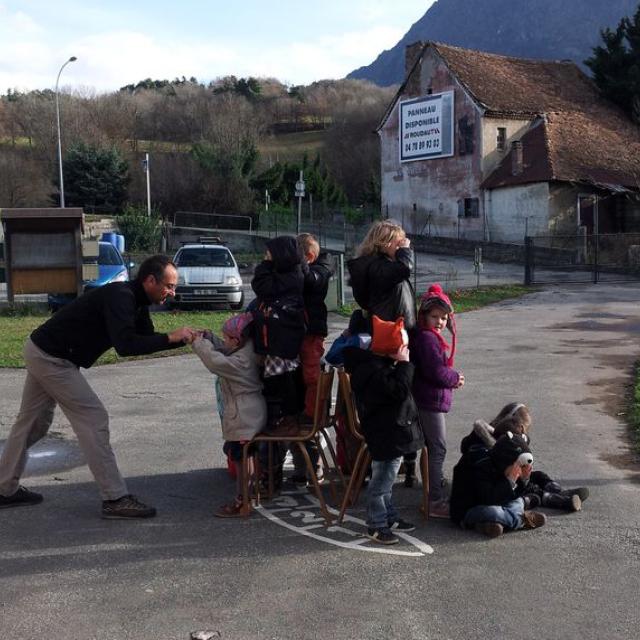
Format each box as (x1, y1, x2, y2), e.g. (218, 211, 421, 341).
(0, 255, 195, 519)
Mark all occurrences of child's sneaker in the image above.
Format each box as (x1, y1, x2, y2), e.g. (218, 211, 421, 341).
(389, 518, 416, 532)
(428, 499, 450, 519)
(522, 510, 547, 530)
(474, 522, 504, 538)
(367, 527, 400, 545)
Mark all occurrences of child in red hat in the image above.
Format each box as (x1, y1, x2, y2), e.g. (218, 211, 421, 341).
(343, 316, 424, 545)
(409, 283, 465, 518)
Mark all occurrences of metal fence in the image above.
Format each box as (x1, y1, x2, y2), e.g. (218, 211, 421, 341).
(525, 232, 640, 285)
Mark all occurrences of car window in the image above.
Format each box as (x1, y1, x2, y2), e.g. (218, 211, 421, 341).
(99, 243, 124, 266)
(175, 248, 234, 267)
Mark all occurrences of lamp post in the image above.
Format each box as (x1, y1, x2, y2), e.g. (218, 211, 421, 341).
(55, 56, 77, 208)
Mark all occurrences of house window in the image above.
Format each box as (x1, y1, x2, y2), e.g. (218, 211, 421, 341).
(458, 197, 480, 218)
(458, 117, 474, 155)
(497, 127, 507, 151)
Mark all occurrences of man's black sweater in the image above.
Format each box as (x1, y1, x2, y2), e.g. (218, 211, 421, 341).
(31, 280, 176, 369)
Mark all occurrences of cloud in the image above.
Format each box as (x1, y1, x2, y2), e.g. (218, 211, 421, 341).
(0, 2, 416, 92)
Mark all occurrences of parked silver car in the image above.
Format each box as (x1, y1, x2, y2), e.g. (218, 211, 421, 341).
(171, 241, 244, 310)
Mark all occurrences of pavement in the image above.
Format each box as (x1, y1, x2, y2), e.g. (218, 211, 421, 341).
(1, 283, 640, 639)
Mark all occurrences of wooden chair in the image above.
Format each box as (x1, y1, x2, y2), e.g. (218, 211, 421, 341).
(241, 368, 337, 525)
(336, 370, 430, 523)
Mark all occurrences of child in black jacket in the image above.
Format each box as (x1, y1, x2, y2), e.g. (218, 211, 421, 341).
(251, 236, 306, 492)
(251, 235, 306, 434)
(460, 402, 588, 511)
(450, 432, 548, 538)
(343, 316, 424, 545)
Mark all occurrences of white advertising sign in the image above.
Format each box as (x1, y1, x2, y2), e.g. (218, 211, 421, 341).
(399, 90, 454, 162)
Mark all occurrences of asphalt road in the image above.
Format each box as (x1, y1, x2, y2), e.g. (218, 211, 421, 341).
(1, 283, 639, 639)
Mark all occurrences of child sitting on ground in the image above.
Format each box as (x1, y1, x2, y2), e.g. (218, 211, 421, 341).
(460, 402, 589, 511)
(192, 313, 266, 517)
(450, 432, 548, 538)
(343, 316, 424, 545)
(408, 283, 464, 516)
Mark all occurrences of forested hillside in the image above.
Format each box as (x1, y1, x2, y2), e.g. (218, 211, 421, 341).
(0, 76, 394, 219)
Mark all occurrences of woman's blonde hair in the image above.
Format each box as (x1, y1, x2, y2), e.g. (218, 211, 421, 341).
(356, 220, 405, 257)
(490, 402, 532, 437)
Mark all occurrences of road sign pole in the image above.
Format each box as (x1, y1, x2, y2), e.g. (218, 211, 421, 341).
(295, 170, 305, 235)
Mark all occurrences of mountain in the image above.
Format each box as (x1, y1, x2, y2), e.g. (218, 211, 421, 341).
(348, 0, 639, 86)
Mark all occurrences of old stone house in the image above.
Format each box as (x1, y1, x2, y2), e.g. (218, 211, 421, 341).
(377, 42, 640, 243)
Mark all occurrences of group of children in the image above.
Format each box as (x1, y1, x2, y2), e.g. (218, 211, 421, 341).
(192, 232, 332, 516)
(192, 220, 588, 544)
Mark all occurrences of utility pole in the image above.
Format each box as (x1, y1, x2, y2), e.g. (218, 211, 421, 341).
(142, 153, 151, 217)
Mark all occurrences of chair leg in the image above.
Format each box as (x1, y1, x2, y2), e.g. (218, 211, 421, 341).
(295, 441, 333, 526)
(420, 447, 430, 521)
(314, 434, 341, 504)
(337, 445, 369, 523)
(319, 427, 347, 490)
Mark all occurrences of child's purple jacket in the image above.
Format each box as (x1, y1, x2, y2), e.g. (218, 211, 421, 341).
(410, 328, 460, 413)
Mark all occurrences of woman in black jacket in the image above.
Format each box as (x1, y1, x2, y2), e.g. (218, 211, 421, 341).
(347, 219, 416, 330)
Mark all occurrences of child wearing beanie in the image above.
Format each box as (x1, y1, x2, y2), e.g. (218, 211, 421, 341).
(449, 432, 547, 537)
(459, 402, 588, 511)
(192, 313, 266, 517)
(343, 316, 424, 545)
(408, 283, 464, 517)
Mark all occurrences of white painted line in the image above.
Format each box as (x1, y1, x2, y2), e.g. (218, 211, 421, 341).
(254, 491, 434, 557)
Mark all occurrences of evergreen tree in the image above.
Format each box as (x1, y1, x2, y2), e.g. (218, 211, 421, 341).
(59, 142, 129, 212)
(585, 5, 640, 123)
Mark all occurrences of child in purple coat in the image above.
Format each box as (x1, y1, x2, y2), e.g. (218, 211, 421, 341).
(410, 284, 465, 518)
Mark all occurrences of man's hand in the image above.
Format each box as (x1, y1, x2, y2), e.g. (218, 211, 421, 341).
(520, 462, 533, 481)
(456, 373, 465, 388)
(168, 327, 198, 344)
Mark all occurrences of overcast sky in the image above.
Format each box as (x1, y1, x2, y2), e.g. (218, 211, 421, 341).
(0, 1, 436, 93)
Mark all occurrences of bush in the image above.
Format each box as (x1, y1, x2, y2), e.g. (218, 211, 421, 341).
(117, 206, 163, 252)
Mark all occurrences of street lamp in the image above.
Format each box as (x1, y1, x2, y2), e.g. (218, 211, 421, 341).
(55, 56, 77, 208)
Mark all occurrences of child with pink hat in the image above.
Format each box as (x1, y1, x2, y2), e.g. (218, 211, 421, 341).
(192, 312, 266, 517)
(409, 283, 465, 518)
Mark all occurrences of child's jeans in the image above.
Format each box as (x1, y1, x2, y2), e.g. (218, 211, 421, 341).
(462, 498, 525, 531)
(367, 457, 402, 529)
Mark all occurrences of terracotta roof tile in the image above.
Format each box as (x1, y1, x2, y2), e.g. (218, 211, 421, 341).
(432, 42, 600, 116)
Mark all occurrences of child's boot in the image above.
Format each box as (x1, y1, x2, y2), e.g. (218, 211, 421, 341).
(542, 491, 581, 512)
(403, 461, 416, 488)
(523, 493, 541, 509)
(560, 487, 589, 502)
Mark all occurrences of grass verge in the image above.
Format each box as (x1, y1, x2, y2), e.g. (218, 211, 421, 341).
(336, 284, 534, 317)
(629, 362, 640, 453)
(0, 310, 232, 368)
(0, 285, 532, 369)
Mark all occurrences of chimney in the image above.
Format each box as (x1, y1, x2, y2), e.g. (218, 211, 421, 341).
(405, 41, 425, 97)
(511, 140, 523, 176)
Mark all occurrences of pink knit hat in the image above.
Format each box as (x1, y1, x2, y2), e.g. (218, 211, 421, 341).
(419, 283, 456, 365)
(419, 283, 453, 315)
(222, 312, 253, 343)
